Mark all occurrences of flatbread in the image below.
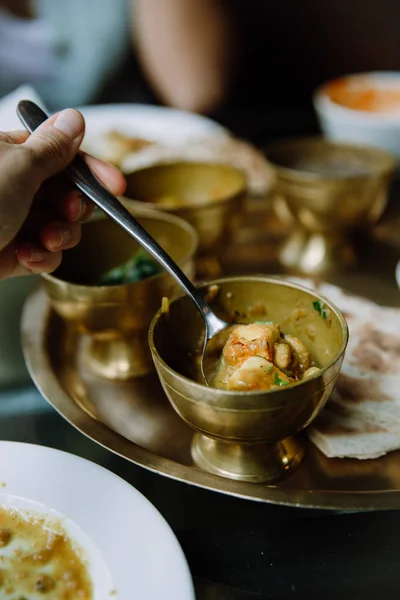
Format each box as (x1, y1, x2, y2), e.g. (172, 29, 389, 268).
(289, 277, 400, 460)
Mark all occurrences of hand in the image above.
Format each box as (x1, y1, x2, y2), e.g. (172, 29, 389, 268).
(0, 108, 126, 281)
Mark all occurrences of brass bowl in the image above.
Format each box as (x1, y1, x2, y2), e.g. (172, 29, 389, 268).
(149, 276, 348, 484)
(120, 162, 247, 278)
(42, 212, 198, 380)
(265, 137, 396, 276)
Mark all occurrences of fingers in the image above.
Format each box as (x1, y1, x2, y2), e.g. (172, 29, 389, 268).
(84, 154, 127, 196)
(0, 242, 62, 280)
(56, 155, 126, 223)
(51, 153, 126, 225)
(0, 221, 81, 280)
(59, 190, 94, 223)
(40, 221, 81, 252)
(0, 110, 126, 279)
(57, 153, 127, 223)
(16, 243, 62, 275)
(0, 130, 30, 145)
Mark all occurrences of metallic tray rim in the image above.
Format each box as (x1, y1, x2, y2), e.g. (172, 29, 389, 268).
(21, 286, 400, 512)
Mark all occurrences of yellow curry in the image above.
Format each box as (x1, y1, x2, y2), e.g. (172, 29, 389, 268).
(0, 507, 92, 599)
(212, 323, 319, 391)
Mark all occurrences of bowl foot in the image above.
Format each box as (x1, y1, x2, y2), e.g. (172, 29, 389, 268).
(191, 432, 305, 484)
(280, 230, 356, 276)
(82, 334, 153, 380)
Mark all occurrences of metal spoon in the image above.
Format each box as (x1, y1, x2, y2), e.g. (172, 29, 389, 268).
(17, 99, 228, 383)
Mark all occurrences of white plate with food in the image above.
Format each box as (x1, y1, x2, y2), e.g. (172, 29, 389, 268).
(79, 103, 272, 196)
(0, 441, 194, 600)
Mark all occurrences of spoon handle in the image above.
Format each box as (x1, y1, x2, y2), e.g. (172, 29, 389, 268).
(16, 100, 209, 317)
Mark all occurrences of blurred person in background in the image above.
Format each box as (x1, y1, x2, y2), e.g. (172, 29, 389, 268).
(3, 1, 399, 142)
(216, 0, 400, 140)
(0, 0, 237, 114)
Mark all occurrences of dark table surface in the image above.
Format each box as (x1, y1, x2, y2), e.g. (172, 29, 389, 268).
(1, 388, 400, 599)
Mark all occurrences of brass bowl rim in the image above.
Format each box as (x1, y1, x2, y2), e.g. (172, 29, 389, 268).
(41, 210, 199, 291)
(148, 274, 349, 397)
(121, 160, 248, 212)
(264, 136, 396, 183)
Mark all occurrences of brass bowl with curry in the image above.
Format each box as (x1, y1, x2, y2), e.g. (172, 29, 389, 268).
(149, 276, 348, 484)
(120, 162, 247, 278)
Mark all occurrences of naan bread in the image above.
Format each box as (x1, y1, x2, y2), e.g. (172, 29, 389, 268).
(289, 277, 400, 460)
(308, 390, 400, 460)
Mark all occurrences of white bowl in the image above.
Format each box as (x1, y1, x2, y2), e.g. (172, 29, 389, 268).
(314, 72, 400, 161)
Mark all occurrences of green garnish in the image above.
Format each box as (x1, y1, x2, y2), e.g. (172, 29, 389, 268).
(274, 373, 289, 387)
(254, 320, 274, 325)
(312, 300, 327, 319)
(100, 248, 162, 286)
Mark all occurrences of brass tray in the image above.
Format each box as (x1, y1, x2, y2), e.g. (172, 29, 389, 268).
(21, 198, 400, 511)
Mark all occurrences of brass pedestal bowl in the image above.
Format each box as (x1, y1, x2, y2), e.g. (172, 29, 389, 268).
(265, 138, 395, 276)
(149, 276, 348, 484)
(120, 162, 247, 278)
(42, 212, 198, 380)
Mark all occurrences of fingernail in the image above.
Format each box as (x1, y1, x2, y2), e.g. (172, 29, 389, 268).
(76, 194, 86, 221)
(28, 248, 47, 263)
(53, 109, 83, 140)
(56, 227, 71, 249)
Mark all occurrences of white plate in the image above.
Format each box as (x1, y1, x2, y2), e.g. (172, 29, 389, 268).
(78, 103, 271, 196)
(0, 441, 194, 600)
(79, 103, 228, 146)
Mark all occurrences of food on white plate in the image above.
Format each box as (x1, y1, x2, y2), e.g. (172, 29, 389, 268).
(81, 129, 155, 165)
(0, 506, 92, 599)
(210, 322, 318, 392)
(83, 128, 272, 197)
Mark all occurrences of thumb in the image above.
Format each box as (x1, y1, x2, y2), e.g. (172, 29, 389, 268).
(20, 108, 85, 184)
(0, 109, 85, 251)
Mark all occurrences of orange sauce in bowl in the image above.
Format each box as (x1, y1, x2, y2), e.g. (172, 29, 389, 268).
(325, 78, 400, 114)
